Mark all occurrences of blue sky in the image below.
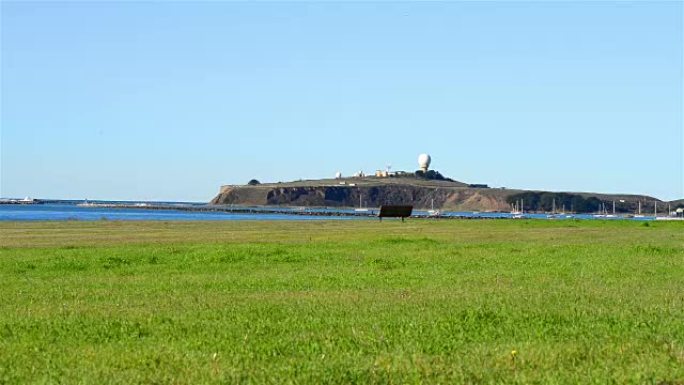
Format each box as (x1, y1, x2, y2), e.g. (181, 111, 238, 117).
(1, 1, 682, 202)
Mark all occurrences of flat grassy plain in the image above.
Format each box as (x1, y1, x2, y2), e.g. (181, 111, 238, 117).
(1, 219, 683, 384)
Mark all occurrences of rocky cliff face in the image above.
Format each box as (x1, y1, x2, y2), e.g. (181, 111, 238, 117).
(210, 177, 672, 212)
(211, 184, 513, 211)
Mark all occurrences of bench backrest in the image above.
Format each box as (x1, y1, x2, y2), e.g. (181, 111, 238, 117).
(378, 205, 413, 218)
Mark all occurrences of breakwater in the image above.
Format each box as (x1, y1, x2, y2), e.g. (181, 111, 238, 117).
(78, 203, 377, 218)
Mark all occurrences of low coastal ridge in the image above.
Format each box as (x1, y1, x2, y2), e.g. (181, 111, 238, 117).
(211, 176, 678, 214)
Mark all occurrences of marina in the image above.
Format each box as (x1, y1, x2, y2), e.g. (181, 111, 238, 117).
(1, 201, 680, 221)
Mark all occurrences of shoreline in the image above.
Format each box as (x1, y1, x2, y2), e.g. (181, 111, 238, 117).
(2, 202, 680, 221)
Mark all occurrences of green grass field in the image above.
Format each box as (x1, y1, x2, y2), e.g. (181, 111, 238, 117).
(1, 220, 683, 384)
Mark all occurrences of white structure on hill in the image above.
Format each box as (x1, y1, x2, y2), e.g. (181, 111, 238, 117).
(418, 153, 431, 172)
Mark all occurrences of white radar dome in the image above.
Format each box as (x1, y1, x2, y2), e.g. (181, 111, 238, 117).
(418, 153, 431, 170)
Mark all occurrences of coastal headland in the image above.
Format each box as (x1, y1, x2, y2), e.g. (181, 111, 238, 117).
(211, 176, 671, 214)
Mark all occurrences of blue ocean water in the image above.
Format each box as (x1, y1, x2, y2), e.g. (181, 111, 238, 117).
(0, 204, 363, 221)
(0, 203, 656, 221)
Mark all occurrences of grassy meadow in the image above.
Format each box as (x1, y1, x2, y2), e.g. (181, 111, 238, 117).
(0, 219, 683, 384)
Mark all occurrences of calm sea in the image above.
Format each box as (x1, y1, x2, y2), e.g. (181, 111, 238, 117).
(0, 203, 656, 221)
(0, 204, 363, 221)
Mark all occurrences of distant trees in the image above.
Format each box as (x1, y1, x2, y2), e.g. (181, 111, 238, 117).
(414, 170, 454, 182)
(247, 179, 261, 186)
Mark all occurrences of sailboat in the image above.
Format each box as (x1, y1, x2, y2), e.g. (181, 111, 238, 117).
(547, 199, 559, 219)
(354, 193, 369, 212)
(656, 201, 684, 220)
(511, 199, 524, 218)
(605, 200, 617, 218)
(427, 198, 441, 217)
(634, 201, 644, 218)
(593, 202, 606, 218)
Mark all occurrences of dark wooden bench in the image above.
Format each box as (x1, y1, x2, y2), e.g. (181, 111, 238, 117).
(378, 205, 413, 222)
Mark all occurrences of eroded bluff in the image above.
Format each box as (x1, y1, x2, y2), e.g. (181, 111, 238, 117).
(210, 185, 509, 211)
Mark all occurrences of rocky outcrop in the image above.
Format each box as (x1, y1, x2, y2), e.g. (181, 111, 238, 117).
(211, 183, 513, 211)
(210, 176, 672, 213)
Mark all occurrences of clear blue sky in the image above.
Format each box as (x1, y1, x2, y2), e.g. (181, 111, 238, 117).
(1, 1, 682, 202)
